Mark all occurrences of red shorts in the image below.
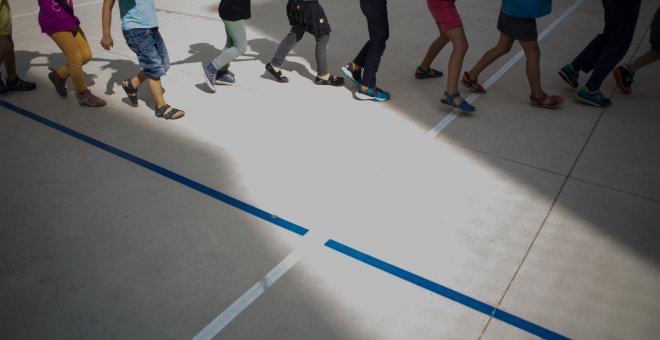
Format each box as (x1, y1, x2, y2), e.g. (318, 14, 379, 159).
(427, 0, 463, 32)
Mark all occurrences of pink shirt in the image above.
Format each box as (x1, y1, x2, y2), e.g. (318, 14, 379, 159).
(38, 0, 80, 34)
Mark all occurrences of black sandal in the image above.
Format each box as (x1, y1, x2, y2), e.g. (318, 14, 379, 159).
(155, 104, 185, 120)
(122, 79, 139, 107)
(265, 63, 289, 83)
(314, 74, 344, 86)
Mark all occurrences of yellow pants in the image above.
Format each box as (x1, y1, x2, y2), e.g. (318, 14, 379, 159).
(50, 27, 91, 93)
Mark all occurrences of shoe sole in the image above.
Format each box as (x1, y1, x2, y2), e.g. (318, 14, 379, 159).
(214, 80, 235, 86)
(612, 69, 631, 94)
(341, 66, 361, 86)
(576, 93, 611, 108)
(200, 63, 216, 93)
(558, 70, 579, 89)
(354, 91, 389, 102)
(440, 99, 476, 112)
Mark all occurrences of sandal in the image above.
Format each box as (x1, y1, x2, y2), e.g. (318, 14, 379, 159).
(530, 93, 563, 109)
(441, 91, 475, 112)
(314, 74, 344, 86)
(122, 79, 139, 107)
(415, 66, 443, 79)
(6, 76, 37, 91)
(461, 71, 486, 94)
(265, 63, 289, 83)
(155, 104, 185, 120)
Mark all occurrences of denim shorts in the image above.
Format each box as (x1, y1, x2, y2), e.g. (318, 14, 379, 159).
(123, 27, 170, 78)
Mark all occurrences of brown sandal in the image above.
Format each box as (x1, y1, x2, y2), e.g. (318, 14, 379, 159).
(530, 93, 563, 109)
(461, 71, 486, 94)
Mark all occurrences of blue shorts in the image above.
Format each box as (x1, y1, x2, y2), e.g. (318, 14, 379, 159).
(123, 27, 170, 78)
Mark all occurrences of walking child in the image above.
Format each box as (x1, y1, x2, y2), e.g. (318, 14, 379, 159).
(200, 0, 251, 92)
(340, 0, 390, 102)
(462, 0, 563, 109)
(265, 0, 344, 86)
(558, 0, 641, 107)
(419, 0, 475, 112)
(101, 0, 184, 119)
(612, 6, 660, 94)
(0, 0, 36, 94)
(39, 0, 105, 106)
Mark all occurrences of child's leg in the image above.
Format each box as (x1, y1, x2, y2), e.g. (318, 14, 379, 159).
(359, 0, 389, 89)
(73, 28, 92, 66)
(419, 28, 450, 71)
(212, 19, 247, 72)
(315, 33, 330, 78)
(146, 75, 166, 109)
(467, 32, 513, 81)
(0, 34, 16, 80)
(519, 39, 543, 97)
(444, 26, 468, 95)
(271, 25, 305, 71)
(50, 30, 88, 94)
(630, 49, 660, 72)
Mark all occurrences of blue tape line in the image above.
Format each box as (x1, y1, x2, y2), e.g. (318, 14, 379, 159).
(4, 99, 568, 339)
(324, 239, 569, 340)
(0, 99, 309, 236)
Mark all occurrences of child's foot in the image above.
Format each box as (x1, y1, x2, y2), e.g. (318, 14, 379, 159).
(314, 74, 344, 86)
(265, 63, 289, 83)
(48, 71, 68, 97)
(414, 66, 443, 79)
(558, 63, 579, 89)
(6, 75, 36, 92)
(201, 62, 217, 92)
(441, 91, 475, 112)
(355, 86, 390, 102)
(461, 71, 486, 94)
(530, 92, 563, 109)
(341, 62, 362, 86)
(76, 90, 106, 107)
(121, 78, 139, 107)
(155, 104, 185, 120)
(215, 70, 235, 86)
(612, 64, 634, 94)
(576, 86, 611, 107)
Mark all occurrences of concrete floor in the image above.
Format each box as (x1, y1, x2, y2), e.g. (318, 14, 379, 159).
(1, 0, 659, 339)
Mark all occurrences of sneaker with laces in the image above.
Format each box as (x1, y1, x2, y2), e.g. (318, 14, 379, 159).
(48, 71, 68, 97)
(76, 90, 106, 107)
(355, 86, 390, 102)
(576, 86, 611, 107)
(341, 62, 362, 86)
(215, 71, 235, 85)
(558, 63, 579, 89)
(612, 64, 634, 94)
(200, 62, 217, 92)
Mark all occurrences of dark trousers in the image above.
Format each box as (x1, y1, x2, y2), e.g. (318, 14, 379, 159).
(572, 0, 641, 90)
(354, 0, 389, 88)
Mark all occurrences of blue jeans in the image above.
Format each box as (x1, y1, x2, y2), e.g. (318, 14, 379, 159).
(123, 27, 170, 78)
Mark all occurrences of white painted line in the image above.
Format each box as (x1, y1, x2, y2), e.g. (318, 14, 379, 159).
(12, 1, 103, 19)
(425, 0, 586, 138)
(192, 231, 328, 340)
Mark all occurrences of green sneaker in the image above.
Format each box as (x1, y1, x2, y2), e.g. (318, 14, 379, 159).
(558, 63, 579, 89)
(576, 86, 611, 107)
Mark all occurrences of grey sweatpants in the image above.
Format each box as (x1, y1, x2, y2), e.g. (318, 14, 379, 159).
(211, 19, 247, 72)
(271, 25, 330, 76)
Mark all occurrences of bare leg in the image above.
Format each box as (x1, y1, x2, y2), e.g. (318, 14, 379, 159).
(467, 32, 513, 80)
(519, 39, 543, 97)
(444, 26, 468, 100)
(419, 26, 450, 70)
(629, 49, 660, 72)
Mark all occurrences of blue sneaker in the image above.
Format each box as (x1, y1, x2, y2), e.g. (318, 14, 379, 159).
(200, 62, 217, 92)
(558, 63, 579, 89)
(215, 71, 235, 86)
(341, 62, 362, 86)
(355, 86, 390, 102)
(576, 86, 611, 107)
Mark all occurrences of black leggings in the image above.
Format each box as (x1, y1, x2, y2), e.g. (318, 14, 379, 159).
(354, 0, 389, 89)
(572, 0, 641, 90)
